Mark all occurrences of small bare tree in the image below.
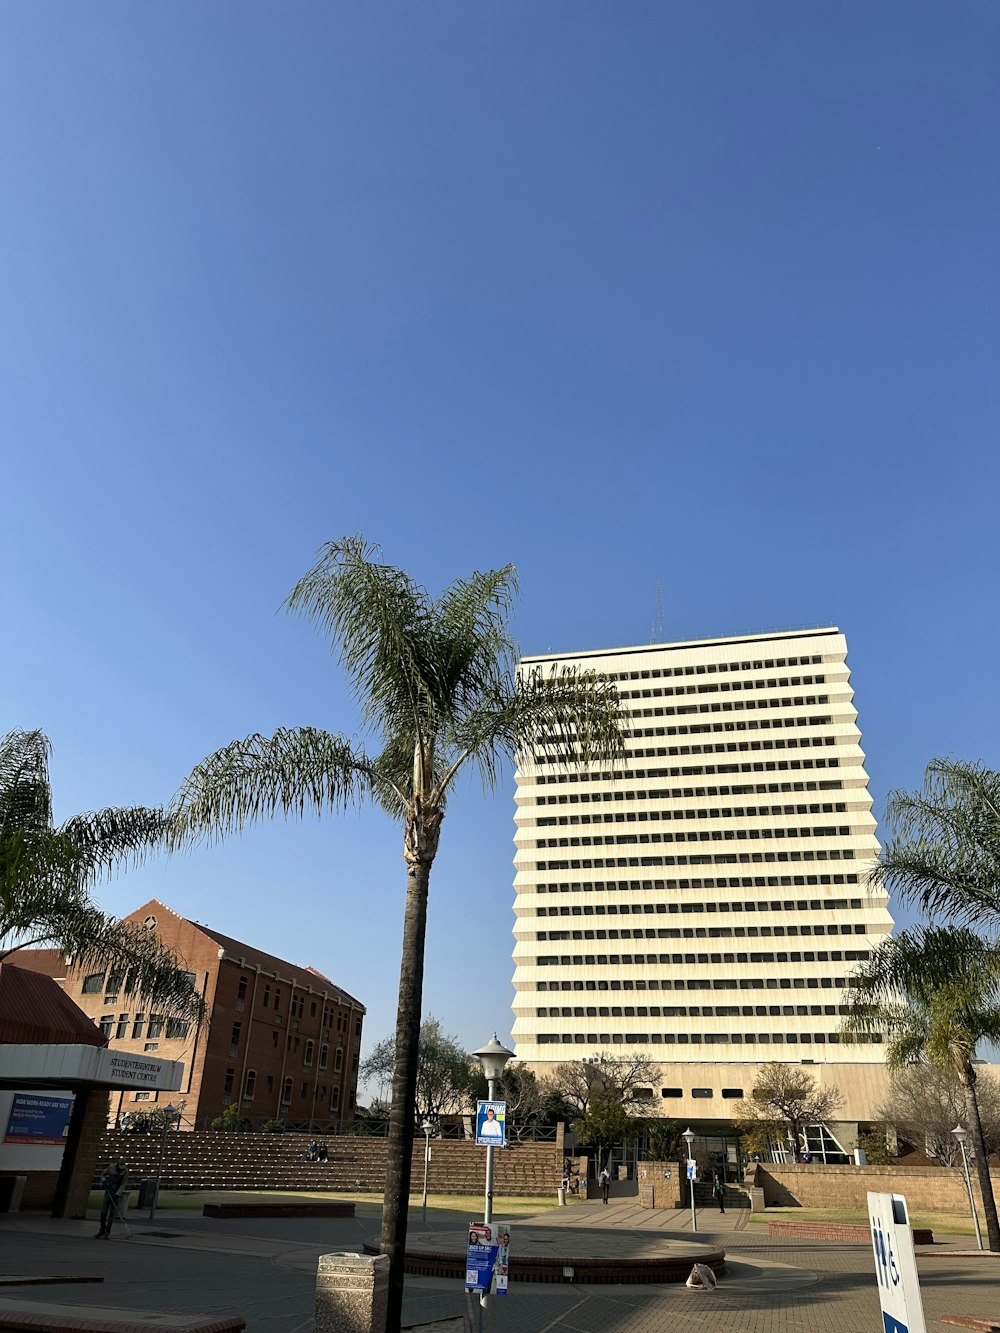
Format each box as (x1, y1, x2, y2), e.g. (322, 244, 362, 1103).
(738, 1062, 842, 1150)
(877, 1063, 1000, 1166)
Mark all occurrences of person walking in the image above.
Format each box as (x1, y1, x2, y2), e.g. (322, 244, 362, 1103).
(599, 1166, 610, 1205)
(712, 1174, 726, 1214)
(95, 1157, 128, 1238)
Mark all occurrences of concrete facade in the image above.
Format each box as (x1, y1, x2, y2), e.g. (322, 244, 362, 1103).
(512, 627, 895, 1122)
(15, 900, 365, 1132)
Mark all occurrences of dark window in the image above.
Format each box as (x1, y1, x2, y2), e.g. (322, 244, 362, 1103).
(237, 976, 248, 1000)
(99, 1014, 113, 1037)
(147, 1014, 164, 1038)
(223, 1068, 235, 1094)
(231, 1020, 241, 1046)
(721, 1088, 744, 1099)
(166, 1018, 189, 1039)
(691, 1088, 714, 1098)
(661, 1088, 683, 1098)
(115, 1014, 128, 1039)
(82, 973, 104, 994)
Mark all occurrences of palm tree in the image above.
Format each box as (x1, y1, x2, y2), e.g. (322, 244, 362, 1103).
(842, 925, 1000, 1250)
(871, 758, 1000, 927)
(0, 728, 201, 1018)
(169, 536, 626, 1331)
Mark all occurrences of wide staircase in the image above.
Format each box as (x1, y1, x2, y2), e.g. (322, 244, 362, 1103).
(97, 1129, 563, 1196)
(677, 1180, 751, 1211)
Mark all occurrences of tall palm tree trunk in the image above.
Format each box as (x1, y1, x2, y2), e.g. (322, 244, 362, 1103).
(381, 854, 432, 1332)
(962, 1069, 1000, 1251)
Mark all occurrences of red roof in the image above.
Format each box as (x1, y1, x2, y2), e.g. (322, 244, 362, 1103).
(187, 920, 365, 1010)
(0, 963, 106, 1047)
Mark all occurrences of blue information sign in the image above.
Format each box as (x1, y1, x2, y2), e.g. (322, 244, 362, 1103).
(3, 1094, 74, 1146)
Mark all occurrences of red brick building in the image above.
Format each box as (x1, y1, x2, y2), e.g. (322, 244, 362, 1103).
(13, 899, 365, 1131)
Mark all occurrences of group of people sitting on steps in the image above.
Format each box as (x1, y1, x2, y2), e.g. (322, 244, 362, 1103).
(305, 1140, 329, 1162)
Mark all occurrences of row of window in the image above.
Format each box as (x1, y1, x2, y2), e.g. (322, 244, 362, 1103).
(536, 738, 841, 770)
(534, 975, 855, 991)
(531, 758, 841, 787)
(538, 851, 857, 873)
(536, 825, 853, 848)
(534, 936, 868, 956)
(224, 1067, 356, 1112)
(535, 950, 868, 968)
(626, 730, 837, 762)
(99, 1013, 189, 1041)
(535, 875, 861, 893)
(536, 804, 848, 827)
(233, 976, 361, 1036)
(609, 653, 825, 680)
(619, 677, 828, 703)
(534, 1031, 875, 1045)
(84, 970, 196, 997)
(535, 897, 861, 915)
(625, 696, 831, 723)
(537, 1002, 849, 1016)
(532, 781, 845, 806)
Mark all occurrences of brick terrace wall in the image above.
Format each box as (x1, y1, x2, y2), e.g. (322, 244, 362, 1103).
(752, 1161, 1000, 1213)
(97, 1127, 564, 1196)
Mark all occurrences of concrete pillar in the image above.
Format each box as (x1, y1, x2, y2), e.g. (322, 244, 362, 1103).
(315, 1253, 389, 1333)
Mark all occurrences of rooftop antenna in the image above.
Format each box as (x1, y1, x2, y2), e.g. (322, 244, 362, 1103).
(653, 582, 664, 643)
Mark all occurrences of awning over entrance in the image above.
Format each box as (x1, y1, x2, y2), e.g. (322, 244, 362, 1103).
(0, 963, 184, 1091)
(0, 1043, 183, 1091)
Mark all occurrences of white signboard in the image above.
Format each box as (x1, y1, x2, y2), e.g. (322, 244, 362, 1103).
(867, 1192, 926, 1333)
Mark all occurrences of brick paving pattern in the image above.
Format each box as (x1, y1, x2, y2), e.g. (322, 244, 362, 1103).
(1, 1197, 998, 1332)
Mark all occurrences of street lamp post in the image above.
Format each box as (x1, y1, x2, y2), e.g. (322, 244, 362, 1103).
(149, 1103, 176, 1221)
(421, 1119, 434, 1225)
(473, 1034, 514, 1321)
(682, 1127, 697, 1233)
(952, 1124, 984, 1251)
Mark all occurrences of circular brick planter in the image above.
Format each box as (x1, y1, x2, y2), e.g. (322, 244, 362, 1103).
(362, 1235, 726, 1284)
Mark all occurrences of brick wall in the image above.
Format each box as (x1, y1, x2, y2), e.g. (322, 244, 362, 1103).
(751, 1161, 1000, 1213)
(97, 1126, 564, 1196)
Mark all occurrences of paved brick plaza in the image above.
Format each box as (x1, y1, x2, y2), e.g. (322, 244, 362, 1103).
(1, 1197, 997, 1332)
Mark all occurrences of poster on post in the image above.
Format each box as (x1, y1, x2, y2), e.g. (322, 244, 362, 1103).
(465, 1221, 511, 1295)
(475, 1100, 506, 1147)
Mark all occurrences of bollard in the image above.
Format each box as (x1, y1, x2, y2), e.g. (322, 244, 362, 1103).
(315, 1252, 389, 1333)
(557, 1186, 566, 1206)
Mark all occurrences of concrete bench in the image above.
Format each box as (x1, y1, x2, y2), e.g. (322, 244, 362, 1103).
(0, 1305, 244, 1332)
(202, 1201, 355, 1219)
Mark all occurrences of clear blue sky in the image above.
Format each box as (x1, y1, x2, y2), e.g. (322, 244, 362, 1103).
(3, 3, 998, 1079)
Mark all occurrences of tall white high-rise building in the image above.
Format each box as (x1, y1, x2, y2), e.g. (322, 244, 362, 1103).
(512, 627, 895, 1125)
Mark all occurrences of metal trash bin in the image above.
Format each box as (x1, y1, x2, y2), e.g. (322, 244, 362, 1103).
(137, 1177, 159, 1210)
(0, 1175, 26, 1213)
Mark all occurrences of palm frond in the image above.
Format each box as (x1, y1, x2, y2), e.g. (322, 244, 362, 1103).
(870, 758, 1000, 926)
(841, 926, 1000, 1072)
(169, 726, 393, 847)
(283, 537, 440, 749)
(436, 664, 627, 798)
(59, 806, 169, 882)
(0, 729, 53, 835)
(432, 565, 520, 709)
